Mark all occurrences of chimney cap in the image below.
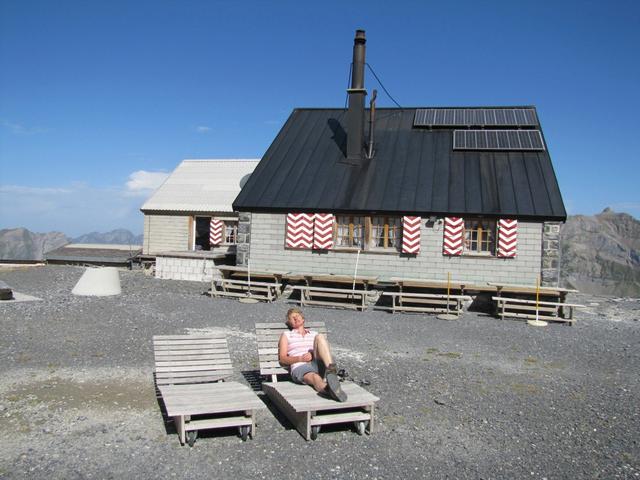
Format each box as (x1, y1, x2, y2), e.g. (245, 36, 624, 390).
(355, 29, 366, 42)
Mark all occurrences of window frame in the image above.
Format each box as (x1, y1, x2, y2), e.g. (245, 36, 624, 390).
(332, 215, 402, 252)
(462, 218, 496, 256)
(192, 216, 239, 251)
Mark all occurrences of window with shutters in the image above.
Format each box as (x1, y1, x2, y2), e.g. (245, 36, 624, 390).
(192, 216, 238, 250)
(463, 219, 495, 255)
(332, 215, 402, 251)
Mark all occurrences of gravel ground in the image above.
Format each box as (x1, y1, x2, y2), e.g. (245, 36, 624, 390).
(0, 265, 638, 479)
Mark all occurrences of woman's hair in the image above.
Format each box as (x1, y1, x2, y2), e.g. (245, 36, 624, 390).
(285, 307, 304, 328)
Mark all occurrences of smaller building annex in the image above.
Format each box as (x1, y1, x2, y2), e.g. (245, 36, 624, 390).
(140, 159, 258, 281)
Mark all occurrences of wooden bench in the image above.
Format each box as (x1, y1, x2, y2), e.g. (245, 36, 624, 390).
(153, 334, 265, 446)
(211, 278, 282, 302)
(381, 291, 470, 315)
(255, 322, 379, 441)
(291, 285, 369, 311)
(492, 296, 584, 325)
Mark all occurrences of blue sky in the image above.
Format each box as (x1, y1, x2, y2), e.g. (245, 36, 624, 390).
(1, 0, 639, 236)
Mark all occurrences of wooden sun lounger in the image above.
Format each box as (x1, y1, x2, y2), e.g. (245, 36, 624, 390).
(153, 334, 265, 446)
(255, 322, 379, 441)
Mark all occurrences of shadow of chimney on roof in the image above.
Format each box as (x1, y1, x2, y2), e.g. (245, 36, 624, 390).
(328, 118, 347, 159)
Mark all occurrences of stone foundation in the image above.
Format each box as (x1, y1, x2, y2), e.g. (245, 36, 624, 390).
(541, 222, 561, 287)
(155, 256, 224, 282)
(236, 212, 251, 267)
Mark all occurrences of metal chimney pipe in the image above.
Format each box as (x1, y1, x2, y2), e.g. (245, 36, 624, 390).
(367, 89, 378, 159)
(346, 29, 367, 165)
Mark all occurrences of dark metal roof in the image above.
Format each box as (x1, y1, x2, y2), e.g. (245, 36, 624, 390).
(233, 107, 566, 221)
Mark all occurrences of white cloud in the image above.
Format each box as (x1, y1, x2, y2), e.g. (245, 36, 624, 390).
(0, 173, 169, 236)
(196, 125, 212, 133)
(125, 170, 169, 195)
(0, 119, 48, 135)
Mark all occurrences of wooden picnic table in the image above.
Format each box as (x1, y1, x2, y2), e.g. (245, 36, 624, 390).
(386, 277, 472, 315)
(487, 282, 581, 324)
(488, 282, 578, 300)
(217, 265, 289, 283)
(212, 266, 289, 302)
(286, 273, 379, 311)
(301, 273, 379, 290)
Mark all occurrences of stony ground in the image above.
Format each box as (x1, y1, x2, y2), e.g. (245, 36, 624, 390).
(0, 265, 638, 479)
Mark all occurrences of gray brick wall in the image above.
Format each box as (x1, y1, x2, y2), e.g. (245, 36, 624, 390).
(247, 213, 543, 285)
(156, 256, 220, 282)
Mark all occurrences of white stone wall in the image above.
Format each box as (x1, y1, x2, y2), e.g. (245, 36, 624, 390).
(248, 213, 542, 285)
(155, 256, 221, 282)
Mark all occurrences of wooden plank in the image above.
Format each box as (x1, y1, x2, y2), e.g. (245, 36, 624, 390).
(382, 292, 470, 300)
(301, 299, 362, 310)
(153, 334, 226, 341)
(154, 338, 228, 346)
(292, 286, 368, 294)
(499, 311, 575, 323)
(155, 353, 231, 361)
(184, 416, 253, 432)
(492, 297, 583, 308)
(310, 411, 371, 426)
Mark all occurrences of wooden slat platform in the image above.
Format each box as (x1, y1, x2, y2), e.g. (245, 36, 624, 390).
(255, 321, 379, 440)
(153, 334, 265, 445)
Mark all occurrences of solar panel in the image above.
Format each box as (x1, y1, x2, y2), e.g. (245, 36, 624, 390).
(414, 108, 537, 127)
(453, 130, 545, 151)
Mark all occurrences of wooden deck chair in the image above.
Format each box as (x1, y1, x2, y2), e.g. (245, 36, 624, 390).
(153, 333, 265, 446)
(255, 322, 379, 441)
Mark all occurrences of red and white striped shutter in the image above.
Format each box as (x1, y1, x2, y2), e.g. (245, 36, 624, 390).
(313, 214, 334, 250)
(443, 217, 464, 255)
(402, 216, 421, 254)
(285, 213, 315, 249)
(497, 219, 517, 257)
(209, 218, 223, 246)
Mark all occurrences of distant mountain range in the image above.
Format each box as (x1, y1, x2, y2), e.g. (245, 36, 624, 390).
(72, 229, 144, 245)
(1, 212, 639, 296)
(0, 228, 143, 260)
(561, 208, 640, 297)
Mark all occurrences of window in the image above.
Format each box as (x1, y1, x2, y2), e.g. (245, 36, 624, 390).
(224, 221, 237, 244)
(335, 216, 365, 248)
(370, 216, 402, 250)
(333, 215, 402, 251)
(193, 216, 238, 251)
(463, 219, 495, 255)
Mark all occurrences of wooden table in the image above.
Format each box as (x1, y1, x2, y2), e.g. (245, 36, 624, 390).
(213, 266, 289, 302)
(488, 282, 581, 324)
(386, 277, 472, 315)
(289, 273, 379, 311)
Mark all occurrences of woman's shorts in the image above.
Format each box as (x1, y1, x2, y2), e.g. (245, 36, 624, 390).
(291, 360, 320, 384)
